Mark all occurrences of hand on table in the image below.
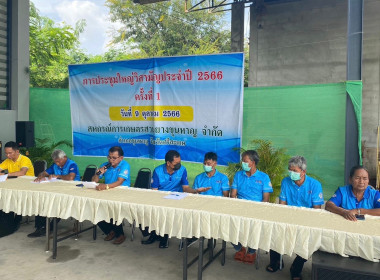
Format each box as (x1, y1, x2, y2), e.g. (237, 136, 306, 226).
(342, 209, 358, 221)
(196, 187, 211, 193)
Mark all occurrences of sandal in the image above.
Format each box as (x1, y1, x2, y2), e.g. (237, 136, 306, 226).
(266, 260, 284, 273)
(234, 247, 246, 262)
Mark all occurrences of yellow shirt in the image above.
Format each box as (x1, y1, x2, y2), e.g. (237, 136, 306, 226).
(0, 155, 34, 176)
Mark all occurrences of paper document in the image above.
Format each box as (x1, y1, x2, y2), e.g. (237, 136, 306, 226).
(0, 174, 8, 182)
(82, 182, 98, 189)
(163, 192, 188, 200)
(32, 177, 60, 183)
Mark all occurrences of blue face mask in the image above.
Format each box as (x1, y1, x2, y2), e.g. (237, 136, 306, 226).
(288, 170, 301, 181)
(203, 165, 213, 173)
(242, 162, 251, 172)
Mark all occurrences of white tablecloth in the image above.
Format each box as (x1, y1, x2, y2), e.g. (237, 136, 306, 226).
(1, 177, 380, 262)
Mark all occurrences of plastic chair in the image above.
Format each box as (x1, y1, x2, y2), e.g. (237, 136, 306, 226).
(131, 168, 152, 241)
(33, 160, 47, 177)
(82, 164, 97, 182)
(134, 168, 152, 189)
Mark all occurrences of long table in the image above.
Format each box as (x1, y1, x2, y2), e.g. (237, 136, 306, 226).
(1, 176, 380, 264)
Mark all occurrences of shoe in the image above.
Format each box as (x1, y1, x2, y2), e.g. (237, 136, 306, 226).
(112, 235, 126, 245)
(234, 247, 246, 262)
(141, 232, 157, 245)
(266, 260, 284, 273)
(27, 227, 46, 238)
(104, 231, 115, 241)
(159, 235, 169, 248)
(290, 265, 303, 280)
(243, 252, 257, 264)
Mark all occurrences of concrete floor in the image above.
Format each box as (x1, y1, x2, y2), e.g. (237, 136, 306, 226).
(0, 219, 312, 280)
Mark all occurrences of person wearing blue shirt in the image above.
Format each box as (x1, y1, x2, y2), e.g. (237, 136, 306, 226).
(326, 165, 380, 221)
(193, 152, 229, 197)
(92, 146, 130, 245)
(28, 149, 81, 238)
(231, 150, 273, 265)
(142, 150, 210, 249)
(266, 156, 323, 280)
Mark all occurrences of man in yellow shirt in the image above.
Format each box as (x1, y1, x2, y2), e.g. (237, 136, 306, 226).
(0, 141, 34, 176)
(0, 141, 34, 237)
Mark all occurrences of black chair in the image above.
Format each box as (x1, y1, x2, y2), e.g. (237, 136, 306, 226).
(33, 160, 47, 177)
(134, 168, 152, 189)
(82, 164, 98, 182)
(131, 168, 152, 241)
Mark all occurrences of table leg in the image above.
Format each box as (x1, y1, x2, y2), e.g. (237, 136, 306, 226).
(208, 239, 214, 261)
(52, 218, 58, 259)
(182, 237, 188, 280)
(198, 237, 204, 280)
(45, 217, 50, 251)
(93, 225, 97, 240)
(221, 240, 226, 266)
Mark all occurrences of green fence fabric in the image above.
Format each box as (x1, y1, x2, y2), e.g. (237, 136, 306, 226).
(345, 81, 363, 164)
(243, 83, 347, 199)
(30, 82, 356, 199)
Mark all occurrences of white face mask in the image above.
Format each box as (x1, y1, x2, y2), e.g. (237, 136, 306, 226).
(242, 162, 251, 172)
(203, 165, 213, 173)
(288, 170, 301, 181)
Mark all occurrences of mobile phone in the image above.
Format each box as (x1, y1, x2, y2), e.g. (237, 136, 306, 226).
(355, 214, 365, 220)
(76, 184, 84, 187)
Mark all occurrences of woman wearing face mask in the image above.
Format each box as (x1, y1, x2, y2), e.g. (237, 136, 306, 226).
(325, 166, 380, 221)
(231, 150, 273, 264)
(266, 156, 324, 280)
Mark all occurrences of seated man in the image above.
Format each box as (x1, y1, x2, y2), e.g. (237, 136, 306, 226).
(231, 150, 273, 264)
(0, 141, 34, 235)
(0, 141, 34, 176)
(92, 146, 130, 245)
(28, 149, 80, 238)
(142, 150, 210, 248)
(266, 156, 324, 280)
(193, 152, 229, 197)
(325, 165, 380, 221)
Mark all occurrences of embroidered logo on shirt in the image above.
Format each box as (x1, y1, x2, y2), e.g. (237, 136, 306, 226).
(216, 180, 221, 183)
(124, 170, 129, 175)
(255, 180, 262, 184)
(269, 182, 272, 187)
(319, 193, 323, 199)
(70, 167, 74, 171)
(332, 194, 337, 198)
(308, 191, 313, 194)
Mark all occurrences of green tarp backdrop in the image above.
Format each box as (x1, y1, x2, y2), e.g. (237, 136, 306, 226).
(29, 81, 362, 199)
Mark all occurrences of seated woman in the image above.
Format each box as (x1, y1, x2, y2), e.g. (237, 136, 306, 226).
(325, 165, 380, 221)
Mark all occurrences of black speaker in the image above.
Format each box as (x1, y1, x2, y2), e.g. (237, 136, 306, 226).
(312, 251, 380, 280)
(15, 121, 35, 148)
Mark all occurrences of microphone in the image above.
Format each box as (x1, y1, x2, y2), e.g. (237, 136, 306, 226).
(96, 162, 112, 175)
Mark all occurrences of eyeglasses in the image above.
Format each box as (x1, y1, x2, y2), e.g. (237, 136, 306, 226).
(107, 155, 120, 160)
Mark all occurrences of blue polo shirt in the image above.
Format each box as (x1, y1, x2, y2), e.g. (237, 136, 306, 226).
(279, 176, 324, 208)
(328, 185, 380, 210)
(99, 160, 130, 187)
(193, 169, 230, 197)
(231, 170, 273, 201)
(152, 164, 189, 192)
(45, 158, 80, 181)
